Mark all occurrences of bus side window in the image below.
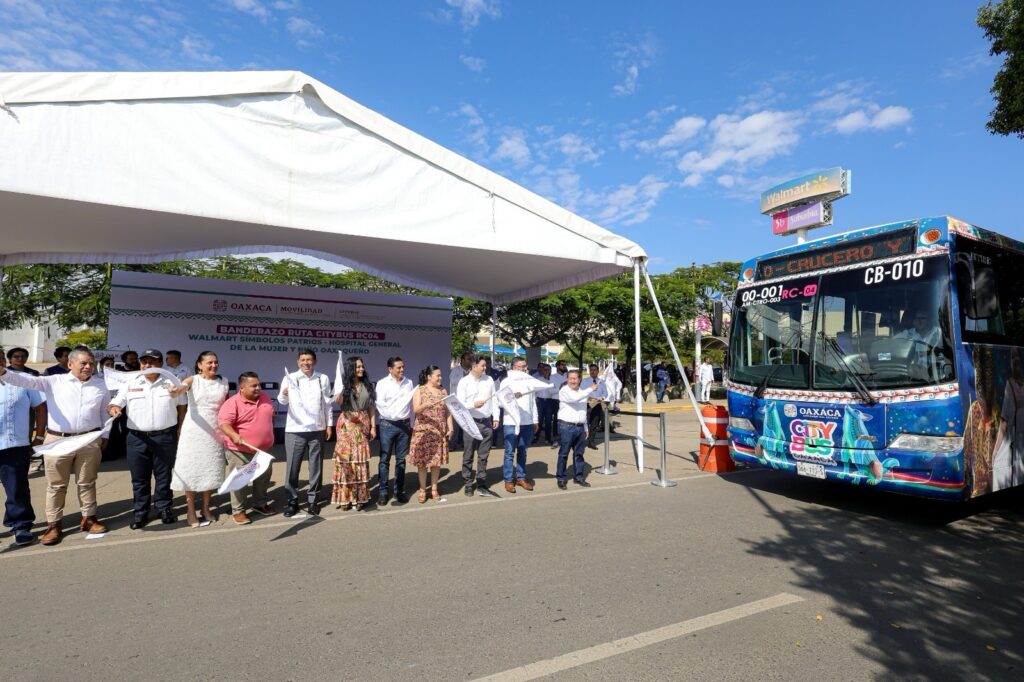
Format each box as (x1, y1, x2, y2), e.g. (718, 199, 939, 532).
(955, 253, 1002, 334)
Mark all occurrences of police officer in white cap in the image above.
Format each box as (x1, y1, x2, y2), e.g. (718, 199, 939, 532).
(108, 349, 186, 529)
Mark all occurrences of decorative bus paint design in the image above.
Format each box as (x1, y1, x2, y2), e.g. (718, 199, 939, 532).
(726, 216, 1024, 500)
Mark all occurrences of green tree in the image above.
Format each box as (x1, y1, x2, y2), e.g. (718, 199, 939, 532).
(495, 292, 576, 355)
(57, 328, 108, 349)
(978, 0, 1024, 138)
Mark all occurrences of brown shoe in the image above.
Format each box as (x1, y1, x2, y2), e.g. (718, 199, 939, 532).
(251, 504, 276, 516)
(41, 523, 63, 546)
(516, 479, 535, 491)
(504, 481, 516, 494)
(232, 512, 252, 525)
(80, 516, 108, 534)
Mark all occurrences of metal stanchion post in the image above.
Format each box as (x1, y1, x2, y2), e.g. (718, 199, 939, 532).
(595, 401, 617, 475)
(651, 411, 677, 488)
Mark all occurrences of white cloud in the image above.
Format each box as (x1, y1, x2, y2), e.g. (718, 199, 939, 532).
(230, 0, 270, 22)
(493, 128, 531, 167)
(676, 110, 802, 183)
(181, 35, 221, 64)
(287, 16, 322, 38)
(832, 105, 911, 134)
(446, 0, 500, 31)
(587, 174, 669, 226)
(552, 133, 602, 164)
(612, 33, 657, 96)
(940, 51, 993, 80)
(657, 115, 706, 147)
(459, 54, 486, 72)
(682, 173, 703, 188)
(454, 103, 489, 157)
(716, 175, 736, 188)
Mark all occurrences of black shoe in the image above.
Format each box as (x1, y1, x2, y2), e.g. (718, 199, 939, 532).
(377, 494, 389, 507)
(161, 510, 177, 525)
(574, 479, 591, 487)
(308, 501, 321, 516)
(394, 492, 408, 505)
(283, 500, 299, 518)
(464, 484, 474, 497)
(130, 513, 149, 530)
(587, 442, 598, 450)
(477, 485, 500, 498)
(355, 502, 366, 511)
(557, 480, 567, 490)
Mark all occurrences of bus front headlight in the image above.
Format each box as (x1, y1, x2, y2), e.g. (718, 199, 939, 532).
(729, 416, 755, 432)
(889, 434, 963, 453)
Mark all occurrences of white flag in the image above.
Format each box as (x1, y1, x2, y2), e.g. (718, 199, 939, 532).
(330, 351, 344, 397)
(502, 369, 552, 394)
(495, 384, 520, 433)
(104, 366, 182, 392)
(34, 418, 115, 458)
(444, 394, 483, 441)
(217, 449, 275, 495)
(602, 364, 623, 404)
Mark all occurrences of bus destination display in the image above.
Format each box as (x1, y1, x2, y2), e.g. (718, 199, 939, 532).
(755, 228, 916, 281)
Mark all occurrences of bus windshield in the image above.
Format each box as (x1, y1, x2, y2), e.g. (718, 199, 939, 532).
(731, 255, 956, 391)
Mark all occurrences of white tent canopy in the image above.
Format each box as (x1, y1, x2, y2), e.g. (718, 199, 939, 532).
(0, 70, 645, 304)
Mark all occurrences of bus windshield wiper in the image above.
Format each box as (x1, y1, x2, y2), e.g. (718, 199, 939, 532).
(753, 363, 783, 398)
(818, 333, 877, 406)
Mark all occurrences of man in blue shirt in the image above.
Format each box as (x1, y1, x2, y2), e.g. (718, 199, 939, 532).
(44, 346, 72, 376)
(0, 352, 47, 546)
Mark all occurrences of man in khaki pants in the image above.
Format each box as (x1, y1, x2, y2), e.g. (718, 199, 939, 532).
(0, 348, 111, 545)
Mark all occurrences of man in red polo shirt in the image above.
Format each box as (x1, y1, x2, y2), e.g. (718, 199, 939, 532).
(218, 372, 277, 525)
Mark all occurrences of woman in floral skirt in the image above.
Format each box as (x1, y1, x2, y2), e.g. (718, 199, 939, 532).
(408, 365, 452, 503)
(332, 357, 376, 511)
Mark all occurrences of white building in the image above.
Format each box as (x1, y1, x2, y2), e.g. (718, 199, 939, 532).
(0, 320, 62, 362)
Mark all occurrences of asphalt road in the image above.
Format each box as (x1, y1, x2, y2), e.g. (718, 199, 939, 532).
(1, 404, 1021, 681)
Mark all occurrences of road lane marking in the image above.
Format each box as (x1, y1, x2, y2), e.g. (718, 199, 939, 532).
(476, 592, 804, 681)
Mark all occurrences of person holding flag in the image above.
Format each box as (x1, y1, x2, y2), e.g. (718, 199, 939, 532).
(556, 370, 601, 488)
(277, 349, 333, 517)
(581, 364, 606, 450)
(374, 357, 415, 506)
(332, 357, 376, 511)
(218, 372, 277, 525)
(499, 357, 540, 494)
(456, 355, 500, 497)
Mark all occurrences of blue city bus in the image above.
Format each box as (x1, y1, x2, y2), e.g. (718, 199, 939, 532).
(726, 216, 1024, 500)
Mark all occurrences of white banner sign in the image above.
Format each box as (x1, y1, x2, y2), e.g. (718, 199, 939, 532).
(107, 271, 452, 428)
(217, 449, 275, 495)
(34, 417, 115, 458)
(444, 394, 483, 441)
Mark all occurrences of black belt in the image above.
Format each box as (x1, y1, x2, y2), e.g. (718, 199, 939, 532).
(46, 427, 100, 438)
(557, 420, 586, 426)
(128, 425, 176, 436)
(381, 418, 409, 425)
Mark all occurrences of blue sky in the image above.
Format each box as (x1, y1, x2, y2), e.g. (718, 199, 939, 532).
(2, 0, 1020, 274)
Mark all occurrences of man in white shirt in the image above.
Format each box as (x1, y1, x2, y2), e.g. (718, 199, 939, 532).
(164, 350, 192, 382)
(448, 351, 473, 450)
(108, 349, 186, 529)
(277, 349, 333, 517)
(580, 364, 606, 450)
(549, 361, 569, 447)
(456, 355, 500, 497)
(375, 356, 415, 506)
(556, 370, 599, 489)
(500, 357, 540, 494)
(698, 360, 715, 403)
(0, 348, 111, 545)
(532, 363, 556, 447)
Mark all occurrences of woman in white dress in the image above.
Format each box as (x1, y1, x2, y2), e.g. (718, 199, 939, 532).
(170, 351, 229, 527)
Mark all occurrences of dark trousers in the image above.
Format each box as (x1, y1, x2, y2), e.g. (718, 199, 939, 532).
(462, 418, 493, 486)
(284, 431, 323, 505)
(126, 429, 176, 516)
(448, 420, 464, 451)
(556, 422, 588, 483)
(536, 398, 557, 443)
(586, 403, 603, 446)
(0, 445, 34, 531)
(378, 419, 410, 497)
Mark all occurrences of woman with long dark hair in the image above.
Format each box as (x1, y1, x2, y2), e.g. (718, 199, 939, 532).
(408, 365, 452, 503)
(332, 357, 376, 510)
(169, 351, 228, 526)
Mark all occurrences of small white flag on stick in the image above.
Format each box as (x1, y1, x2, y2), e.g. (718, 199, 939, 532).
(333, 351, 344, 398)
(218, 449, 275, 495)
(444, 394, 483, 441)
(34, 418, 115, 458)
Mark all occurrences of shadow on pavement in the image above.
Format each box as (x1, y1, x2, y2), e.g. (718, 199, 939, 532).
(722, 469, 1024, 678)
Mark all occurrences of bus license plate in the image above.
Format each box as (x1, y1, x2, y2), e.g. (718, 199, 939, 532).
(796, 462, 825, 479)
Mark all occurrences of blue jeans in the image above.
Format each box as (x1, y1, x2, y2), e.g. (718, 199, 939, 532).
(378, 420, 410, 497)
(502, 425, 532, 483)
(0, 445, 34, 531)
(656, 381, 668, 403)
(556, 422, 588, 483)
(536, 398, 556, 443)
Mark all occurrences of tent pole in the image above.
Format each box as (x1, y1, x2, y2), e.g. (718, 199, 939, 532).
(489, 305, 497, 365)
(642, 266, 713, 441)
(633, 259, 644, 472)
